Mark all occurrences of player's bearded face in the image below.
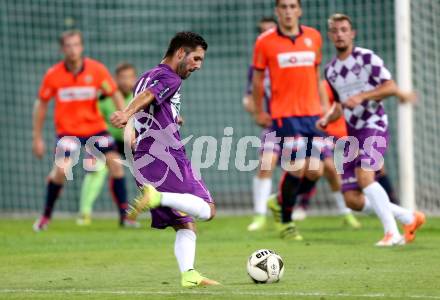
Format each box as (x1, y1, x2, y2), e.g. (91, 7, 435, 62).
(328, 20, 355, 52)
(176, 47, 205, 80)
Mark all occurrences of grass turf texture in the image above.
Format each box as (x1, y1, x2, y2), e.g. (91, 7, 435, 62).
(0, 216, 439, 300)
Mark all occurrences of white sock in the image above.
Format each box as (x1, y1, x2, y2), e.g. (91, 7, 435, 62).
(362, 196, 374, 214)
(363, 182, 400, 235)
(389, 203, 414, 225)
(253, 176, 272, 215)
(174, 229, 196, 273)
(332, 191, 351, 215)
(161, 193, 211, 220)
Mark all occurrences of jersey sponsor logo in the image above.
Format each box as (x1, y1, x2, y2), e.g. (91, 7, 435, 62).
(277, 51, 316, 68)
(158, 87, 170, 98)
(58, 87, 97, 102)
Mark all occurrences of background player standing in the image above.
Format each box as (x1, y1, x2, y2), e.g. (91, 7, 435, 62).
(252, 0, 328, 240)
(32, 30, 129, 231)
(76, 63, 139, 227)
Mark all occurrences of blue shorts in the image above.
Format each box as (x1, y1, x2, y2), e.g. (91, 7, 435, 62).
(272, 116, 326, 161)
(54, 130, 117, 159)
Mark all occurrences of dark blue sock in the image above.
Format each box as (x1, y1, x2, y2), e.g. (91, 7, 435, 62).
(110, 177, 128, 222)
(279, 173, 301, 223)
(377, 174, 399, 204)
(43, 181, 63, 218)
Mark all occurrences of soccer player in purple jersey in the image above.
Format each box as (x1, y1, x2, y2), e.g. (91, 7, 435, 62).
(317, 14, 425, 246)
(243, 17, 278, 232)
(110, 32, 219, 287)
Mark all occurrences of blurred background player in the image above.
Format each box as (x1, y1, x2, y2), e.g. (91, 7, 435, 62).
(76, 63, 139, 228)
(252, 0, 328, 240)
(110, 32, 219, 287)
(318, 13, 425, 246)
(294, 80, 399, 222)
(32, 30, 129, 231)
(292, 79, 361, 229)
(242, 16, 277, 231)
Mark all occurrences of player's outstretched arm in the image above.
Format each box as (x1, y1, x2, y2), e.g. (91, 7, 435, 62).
(110, 89, 155, 128)
(316, 102, 343, 131)
(345, 80, 415, 109)
(32, 99, 48, 159)
(395, 88, 417, 104)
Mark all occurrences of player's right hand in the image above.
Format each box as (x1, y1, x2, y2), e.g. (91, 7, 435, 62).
(254, 111, 272, 128)
(315, 118, 328, 132)
(110, 111, 129, 128)
(32, 137, 45, 159)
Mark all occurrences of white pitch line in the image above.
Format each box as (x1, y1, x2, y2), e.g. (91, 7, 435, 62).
(0, 289, 440, 299)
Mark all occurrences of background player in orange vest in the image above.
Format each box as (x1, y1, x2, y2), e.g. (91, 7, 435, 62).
(252, 0, 328, 240)
(32, 30, 132, 231)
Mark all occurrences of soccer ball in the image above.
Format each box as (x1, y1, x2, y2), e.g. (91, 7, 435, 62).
(247, 249, 284, 283)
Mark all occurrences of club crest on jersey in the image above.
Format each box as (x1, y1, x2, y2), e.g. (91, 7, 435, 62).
(304, 37, 313, 48)
(85, 74, 93, 84)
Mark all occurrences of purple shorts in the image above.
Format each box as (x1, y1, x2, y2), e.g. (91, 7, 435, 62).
(133, 151, 213, 229)
(341, 128, 389, 192)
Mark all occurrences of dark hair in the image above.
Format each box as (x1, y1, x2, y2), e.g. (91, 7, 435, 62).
(115, 62, 136, 75)
(275, 0, 301, 7)
(164, 31, 208, 58)
(59, 29, 83, 46)
(328, 13, 354, 30)
(259, 16, 277, 24)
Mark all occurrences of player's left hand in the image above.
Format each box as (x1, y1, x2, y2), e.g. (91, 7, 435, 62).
(110, 111, 129, 128)
(254, 111, 272, 128)
(344, 94, 364, 109)
(177, 115, 185, 126)
(398, 91, 417, 104)
(316, 117, 328, 132)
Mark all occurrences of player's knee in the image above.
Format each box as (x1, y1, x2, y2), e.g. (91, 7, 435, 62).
(205, 203, 216, 221)
(356, 173, 374, 189)
(344, 191, 363, 211)
(257, 169, 273, 178)
(304, 168, 323, 181)
(106, 152, 124, 177)
(50, 166, 67, 184)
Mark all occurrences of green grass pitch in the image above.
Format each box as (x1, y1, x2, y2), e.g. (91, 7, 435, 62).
(0, 216, 439, 300)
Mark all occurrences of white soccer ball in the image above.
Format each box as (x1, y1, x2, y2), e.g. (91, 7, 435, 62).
(247, 249, 284, 283)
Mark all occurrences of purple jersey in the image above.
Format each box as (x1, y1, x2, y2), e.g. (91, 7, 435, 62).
(132, 64, 184, 157)
(325, 47, 392, 133)
(131, 63, 213, 229)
